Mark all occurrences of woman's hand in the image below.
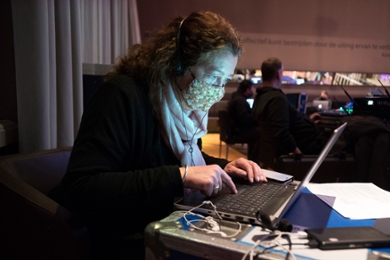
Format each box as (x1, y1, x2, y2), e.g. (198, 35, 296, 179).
(224, 158, 267, 183)
(182, 164, 237, 196)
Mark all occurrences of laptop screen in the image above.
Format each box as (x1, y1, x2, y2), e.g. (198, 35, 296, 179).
(246, 98, 254, 109)
(313, 100, 331, 110)
(270, 122, 347, 227)
(174, 122, 347, 229)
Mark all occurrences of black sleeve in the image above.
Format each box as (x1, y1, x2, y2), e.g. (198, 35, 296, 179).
(51, 76, 183, 229)
(198, 138, 230, 168)
(202, 152, 230, 168)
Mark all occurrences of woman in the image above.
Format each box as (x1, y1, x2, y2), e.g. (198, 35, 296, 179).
(50, 11, 266, 259)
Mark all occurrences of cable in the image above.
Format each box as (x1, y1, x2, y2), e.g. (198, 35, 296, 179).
(242, 230, 300, 260)
(259, 242, 310, 253)
(175, 77, 208, 167)
(174, 208, 302, 259)
(179, 200, 242, 238)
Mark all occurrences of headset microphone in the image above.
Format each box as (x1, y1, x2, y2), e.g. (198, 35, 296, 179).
(339, 84, 360, 108)
(333, 96, 350, 115)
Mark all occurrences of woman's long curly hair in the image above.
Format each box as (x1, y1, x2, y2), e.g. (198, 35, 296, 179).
(104, 11, 242, 118)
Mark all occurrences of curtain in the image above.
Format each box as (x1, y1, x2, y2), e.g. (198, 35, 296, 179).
(11, 0, 141, 153)
(81, 0, 141, 64)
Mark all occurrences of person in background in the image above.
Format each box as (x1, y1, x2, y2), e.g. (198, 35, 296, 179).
(49, 11, 266, 259)
(228, 79, 261, 163)
(317, 90, 329, 100)
(314, 90, 333, 108)
(252, 57, 325, 169)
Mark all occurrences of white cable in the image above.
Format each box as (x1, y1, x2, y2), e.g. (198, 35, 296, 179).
(177, 205, 298, 259)
(242, 230, 298, 260)
(176, 206, 297, 259)
(274, 239, 297, 260)
(170, 210, 205, 220)
(263, 231, 297, 260)
(179, 200, 242, 238)
(241, 232, 274, 260)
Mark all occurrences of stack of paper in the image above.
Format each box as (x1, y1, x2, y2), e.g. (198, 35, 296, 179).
(307, 183, 390, 219)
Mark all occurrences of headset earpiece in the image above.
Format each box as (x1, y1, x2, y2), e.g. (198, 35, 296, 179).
(173, 59, 183, 75)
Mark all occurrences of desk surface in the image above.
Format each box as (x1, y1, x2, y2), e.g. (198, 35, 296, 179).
(284, 188, 386, 230)
(146, 187, 390, 260)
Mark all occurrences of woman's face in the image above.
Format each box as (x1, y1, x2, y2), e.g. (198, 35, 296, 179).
(179, 50, 238, 90)
(177, 50, 238, 111)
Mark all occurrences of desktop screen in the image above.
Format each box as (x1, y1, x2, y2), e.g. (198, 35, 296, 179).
(285, 93, 300, 109)
(285, 93, 308, 113)
(251, 77, 262, 84)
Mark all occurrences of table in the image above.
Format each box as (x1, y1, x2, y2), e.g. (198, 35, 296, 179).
(145, 188, 390, 260)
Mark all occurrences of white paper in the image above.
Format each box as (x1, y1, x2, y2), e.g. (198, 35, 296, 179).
(307, 183, 390, 219)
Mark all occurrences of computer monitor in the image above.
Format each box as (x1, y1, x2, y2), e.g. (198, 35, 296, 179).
(295, 78, 305, 85)
(286, 93, 300, 109)
(313, 100, 331, 110)
(246, 98, 254, 109)
(286, 93, 308, 114)
(251, 77, 262, 84)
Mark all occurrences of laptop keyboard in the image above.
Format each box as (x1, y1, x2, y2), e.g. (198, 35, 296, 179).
(215, 183, 283, 216)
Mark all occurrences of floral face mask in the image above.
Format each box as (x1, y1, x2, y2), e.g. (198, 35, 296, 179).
(181, 73, 225, 111)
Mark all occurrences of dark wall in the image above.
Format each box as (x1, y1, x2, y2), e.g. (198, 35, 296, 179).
(136, 0, 389, 42)
(136, 0, 390, 73)
(1, 1, 383, 125)
(137, 0, 249, 40)
(0, 0, 17, 123)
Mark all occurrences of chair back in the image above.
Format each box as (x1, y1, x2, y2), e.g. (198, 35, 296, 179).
(1, 148, 71, 195)
(0, 147, 89, 259)
(218, 110, 235, 144)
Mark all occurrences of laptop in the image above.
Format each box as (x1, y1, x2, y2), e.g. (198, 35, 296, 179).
(313, 99, 331, 110)
(174, 123, 347, 229)
(246, 98, 254, 109)
(305, 226, 390, 250)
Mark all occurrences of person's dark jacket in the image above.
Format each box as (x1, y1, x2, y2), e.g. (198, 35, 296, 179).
(228, 90, 257, 131)
(253, 86, 323, 154)
(49, 75, 228, 258)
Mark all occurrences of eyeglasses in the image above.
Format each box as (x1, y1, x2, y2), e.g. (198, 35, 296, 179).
(189, 68, 229, 87)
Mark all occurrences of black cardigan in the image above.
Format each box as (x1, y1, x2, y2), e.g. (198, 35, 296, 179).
(49, 75, 228, 243)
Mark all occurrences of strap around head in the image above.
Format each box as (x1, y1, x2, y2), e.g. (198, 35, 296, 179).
(174, 17, 187, 75)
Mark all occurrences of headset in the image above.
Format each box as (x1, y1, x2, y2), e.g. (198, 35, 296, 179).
(173, 17, 187, 75)
(256, 210, 293, 232)
(181, 201, 242, 238)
